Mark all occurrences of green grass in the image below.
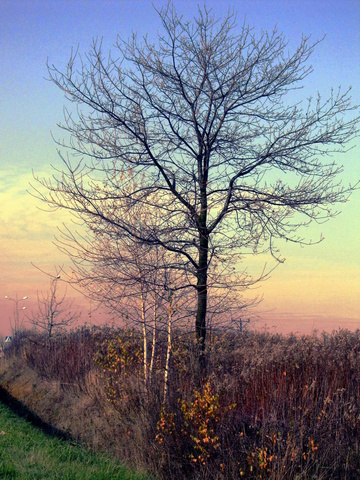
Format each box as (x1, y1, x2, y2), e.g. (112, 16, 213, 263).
(0, 401, 149, 480)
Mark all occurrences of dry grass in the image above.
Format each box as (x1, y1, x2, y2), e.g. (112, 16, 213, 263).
(1, 326, 360, 479)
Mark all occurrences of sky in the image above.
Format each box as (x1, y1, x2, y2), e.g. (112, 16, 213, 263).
(0, 0, 359, 337)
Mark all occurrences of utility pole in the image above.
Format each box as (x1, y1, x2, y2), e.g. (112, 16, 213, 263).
(238, 317, 250, 333)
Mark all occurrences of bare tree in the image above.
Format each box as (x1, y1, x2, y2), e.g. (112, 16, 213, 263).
(33, 2, 359, 362)
(55, 181, 192, 387)
(28, 274, 79, 338)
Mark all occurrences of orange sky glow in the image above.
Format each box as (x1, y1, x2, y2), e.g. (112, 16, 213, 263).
(1, 0, 359, 337)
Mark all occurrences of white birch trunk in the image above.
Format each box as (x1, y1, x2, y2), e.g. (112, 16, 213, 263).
(163, 294, 172, 404)
(140, 286, 147, 385)
(149, 296, 157, 385)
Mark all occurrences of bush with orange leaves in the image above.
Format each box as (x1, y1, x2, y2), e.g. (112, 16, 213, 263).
(180, 380, 236, 466)
(155, 379, 236, 474)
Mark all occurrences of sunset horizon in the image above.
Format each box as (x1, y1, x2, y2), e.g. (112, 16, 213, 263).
(1, 0, 359, 339)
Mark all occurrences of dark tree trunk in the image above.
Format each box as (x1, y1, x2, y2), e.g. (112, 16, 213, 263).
(195, 238, 208, 350)
(195, 183, 209, 370)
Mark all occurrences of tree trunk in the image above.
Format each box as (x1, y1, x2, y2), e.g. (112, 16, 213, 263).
(149, 296, 157, 385)
(163, 292, 172, 404)
(196, 238, 208, 354)
(140, 287, 148, 385)
(195, 197, 209, 370)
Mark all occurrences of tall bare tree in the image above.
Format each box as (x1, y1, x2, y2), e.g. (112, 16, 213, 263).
(33, 3, 359, 360)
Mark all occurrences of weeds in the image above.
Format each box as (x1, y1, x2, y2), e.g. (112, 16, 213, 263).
(1, 327, 360, 479)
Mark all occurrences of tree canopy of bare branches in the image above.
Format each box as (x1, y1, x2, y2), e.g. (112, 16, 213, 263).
(28, 275, 79, 338)
(33, 2, 359, 359)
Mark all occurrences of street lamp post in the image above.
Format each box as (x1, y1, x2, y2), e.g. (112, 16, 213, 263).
(5, 294, 28, 335)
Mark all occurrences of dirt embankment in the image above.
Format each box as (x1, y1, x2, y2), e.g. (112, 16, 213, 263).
(0, 356, 120, 455)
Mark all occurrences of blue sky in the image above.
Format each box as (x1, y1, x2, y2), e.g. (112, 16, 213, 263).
(0, 0, 359, 336)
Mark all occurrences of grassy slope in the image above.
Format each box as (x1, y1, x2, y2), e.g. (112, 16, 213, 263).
(0, 401, 148, 480)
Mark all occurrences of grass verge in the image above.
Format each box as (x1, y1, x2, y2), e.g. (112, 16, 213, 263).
(0, 400, 149, 480)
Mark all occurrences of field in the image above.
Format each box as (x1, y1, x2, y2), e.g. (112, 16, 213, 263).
(1, 326, 360, 479)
